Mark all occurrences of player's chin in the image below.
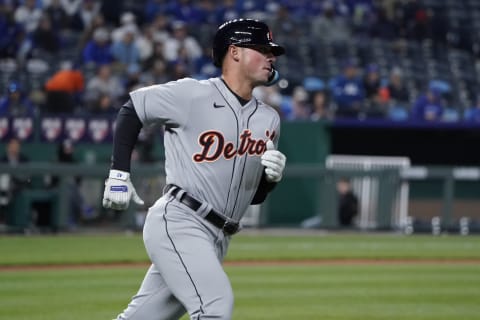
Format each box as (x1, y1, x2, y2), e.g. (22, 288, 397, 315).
(254, 72, 270, 85)
(253, 79, 269, 87)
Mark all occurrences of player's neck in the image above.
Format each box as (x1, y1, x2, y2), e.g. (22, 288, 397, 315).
(221, 75, 253, 100)
(221, 78, 250, 106)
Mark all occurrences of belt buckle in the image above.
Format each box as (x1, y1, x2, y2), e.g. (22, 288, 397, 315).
(222, 220, 239, 235)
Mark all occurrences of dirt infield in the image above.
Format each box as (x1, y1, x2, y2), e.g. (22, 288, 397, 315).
(1, 258, 479, 272)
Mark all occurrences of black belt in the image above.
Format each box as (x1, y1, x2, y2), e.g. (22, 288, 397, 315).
(165, 184, 240, 235)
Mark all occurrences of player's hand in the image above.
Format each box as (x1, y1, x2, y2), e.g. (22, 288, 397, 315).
(102, 169, 144, 210)
(261, 140, 286, 183)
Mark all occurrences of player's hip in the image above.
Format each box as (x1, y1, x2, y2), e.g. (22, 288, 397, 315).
(145, 195, 230, 243)
(143, 198, 230, 260)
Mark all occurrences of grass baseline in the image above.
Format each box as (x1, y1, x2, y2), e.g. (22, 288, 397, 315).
(0, 263, 479, 320)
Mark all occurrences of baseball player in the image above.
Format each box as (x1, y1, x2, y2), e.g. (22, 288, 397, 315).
(102, 19, 287, 320)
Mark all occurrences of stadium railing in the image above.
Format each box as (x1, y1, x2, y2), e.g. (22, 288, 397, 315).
(0, 163, 479, 233)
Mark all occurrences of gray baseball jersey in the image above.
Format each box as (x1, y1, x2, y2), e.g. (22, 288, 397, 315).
(115, 77, 281, 320)
(131, 77, 280, 222)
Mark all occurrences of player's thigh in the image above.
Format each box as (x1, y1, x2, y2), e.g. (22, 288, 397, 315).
(144, 208, 233, 316)
(118, 264, 186, 320)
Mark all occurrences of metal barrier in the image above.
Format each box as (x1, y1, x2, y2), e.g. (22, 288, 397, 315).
(1, 162, 479, 232)
(282, 164, 400, 230)
(281, 164, 480, 231)
(326, 155, 410, 230)
(0, 162, 165, 232)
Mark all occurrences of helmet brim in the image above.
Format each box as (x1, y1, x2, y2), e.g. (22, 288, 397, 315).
(236, 43, 285, 56)
(270, 43, 285, 56)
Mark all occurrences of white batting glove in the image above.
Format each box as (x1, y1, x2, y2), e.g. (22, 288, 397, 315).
(102, 169, 144, 210)
(261, 140, 286, 183)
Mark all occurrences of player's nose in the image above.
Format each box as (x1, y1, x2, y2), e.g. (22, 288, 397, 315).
(266, 54, 276, 64)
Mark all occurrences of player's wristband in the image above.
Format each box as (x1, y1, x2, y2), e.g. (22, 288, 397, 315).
(109, 169, 130, 181)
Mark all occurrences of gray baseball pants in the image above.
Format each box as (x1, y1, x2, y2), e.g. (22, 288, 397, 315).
(116, 195, 233, 320)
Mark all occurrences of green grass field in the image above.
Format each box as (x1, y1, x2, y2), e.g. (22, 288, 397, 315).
(1, 232, 479, 319)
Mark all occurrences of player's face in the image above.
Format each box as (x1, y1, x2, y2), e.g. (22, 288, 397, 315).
(237, 45, 276, 85)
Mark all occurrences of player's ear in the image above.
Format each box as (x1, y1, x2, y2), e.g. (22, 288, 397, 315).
(230, 45, 240, 62)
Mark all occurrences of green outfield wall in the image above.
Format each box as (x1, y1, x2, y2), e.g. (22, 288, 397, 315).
(1, 121, 480, 232)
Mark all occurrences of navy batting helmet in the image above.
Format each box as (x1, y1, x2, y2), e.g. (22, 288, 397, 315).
(212, 19, 285, 67)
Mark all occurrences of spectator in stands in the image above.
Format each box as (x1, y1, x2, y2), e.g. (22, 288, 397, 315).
(281, 86, 311, 121)
(89, 92, 117, 115)
(75, 13, 106, 55)
(193, 45, 220, 79)
(14, 0, 42, 34)
(141, 58, 169, 85)
(330, 59, 365, 118)
(0, 3, 26, 59)
(82, 27, 113, 67)
(143, 0, 169, 24)
(143, 37, 165, 66)
(135, 24, 155, 65)
(169, 60, 190, 80)
(214, 0, 241, 25)
(112, 12, 139, 43)
(84, 63, 124, 109)
(58, 0, 82, 19)
(0, 136, 53, 231)
(69, 0, 101, 32)
(302, 76, 333, 121)
(162, 20, 202, 64)
(336, 177, 359, 228)
(30, 15, 61, 59)
(167, 0, 208, 25)
(0, 136, 29, 166)
(411, 86, 444, 121)
(196, 0, 218, 26)
(0, 137, 30, 222)
(363, 63, 382, 100)
(386, 66, 410, 107)
(43, 60, 84, 114)
(363, 63, 390, 118)
(310, 0, 351, 45)
(0, 81, 37, 117)
(368, 87, 391, 119)
(110, 25, 141, 73)
(149, 14, 171, 45)
(309, 90, 333, 121)
(267, 3, 301, 43)
(120, 64, 144, 101)
(44, 0, 70, 30)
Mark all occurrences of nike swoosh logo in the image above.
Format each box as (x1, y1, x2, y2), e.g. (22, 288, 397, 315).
(213, 102, 225, 108)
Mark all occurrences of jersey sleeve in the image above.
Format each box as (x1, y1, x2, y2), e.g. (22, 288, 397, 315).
(129, 78, 197, 128)
(251, 103, 282, 204)
(262, 100, 282, 147)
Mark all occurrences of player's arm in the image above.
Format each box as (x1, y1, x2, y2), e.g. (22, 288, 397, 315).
(251, 140, 287, 204)
(111, 99, 142, 172)
(102, 99, 145, 210)
(251, 172, 276, 204)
